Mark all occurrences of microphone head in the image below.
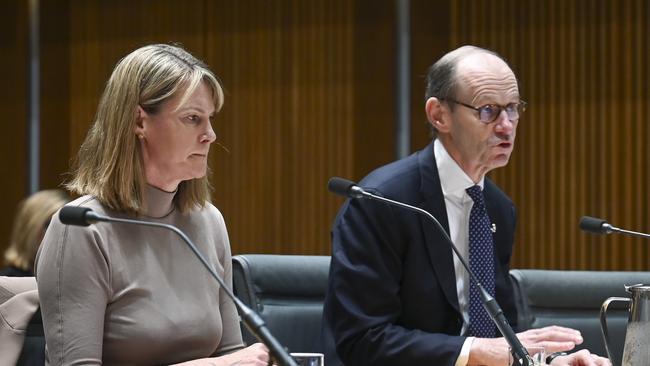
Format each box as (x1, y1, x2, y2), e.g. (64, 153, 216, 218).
(579, 216, 609, 234)
(59, 206, 94, 227)
(328, 177, 358, 198)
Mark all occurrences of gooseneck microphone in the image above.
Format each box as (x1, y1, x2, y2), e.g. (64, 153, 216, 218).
(328, 177, 533, 366)
(59, 206, 298, 366)
(579, 216, 650, 239)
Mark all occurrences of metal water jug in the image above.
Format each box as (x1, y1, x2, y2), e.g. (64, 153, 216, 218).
(600, 284, 650, 366)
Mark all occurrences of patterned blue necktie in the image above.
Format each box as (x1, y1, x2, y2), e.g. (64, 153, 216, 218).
(466, 185, 496, 337)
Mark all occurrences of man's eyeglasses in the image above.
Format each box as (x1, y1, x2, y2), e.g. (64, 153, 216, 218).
(441, 98, 527, 124)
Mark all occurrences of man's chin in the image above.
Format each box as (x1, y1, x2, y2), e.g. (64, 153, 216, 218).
(491, 154, 511, 168)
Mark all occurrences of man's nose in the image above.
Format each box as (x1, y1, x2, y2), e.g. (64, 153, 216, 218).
(494, 110, 515, 134)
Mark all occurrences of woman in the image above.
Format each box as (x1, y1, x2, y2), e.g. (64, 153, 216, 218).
(35, 44, 269, 365)
(1, 189, 68, 276)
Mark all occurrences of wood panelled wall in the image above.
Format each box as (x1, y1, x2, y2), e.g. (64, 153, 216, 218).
(0, 1, 28, 256)
(1, 0, 649, 271)
(204, 1, 389, 254)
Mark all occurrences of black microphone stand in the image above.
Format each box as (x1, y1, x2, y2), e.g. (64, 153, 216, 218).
(81, 210, 298, 366)
(579, 216, 650, 239)
(339, 181, 533, 366)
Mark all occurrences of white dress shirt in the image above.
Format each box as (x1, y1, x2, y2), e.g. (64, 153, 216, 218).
(433, 139, 485, 366)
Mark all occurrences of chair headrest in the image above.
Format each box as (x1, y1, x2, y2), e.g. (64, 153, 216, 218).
(233, 255, 330, 297)
(510, 269, 650, 308)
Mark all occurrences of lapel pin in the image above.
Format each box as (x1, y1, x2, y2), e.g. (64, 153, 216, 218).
(491, 223, 497, 233)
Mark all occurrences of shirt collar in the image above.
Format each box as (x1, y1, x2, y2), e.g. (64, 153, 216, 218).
(144, 184, 176, 218)
(434, 138, 484, 201)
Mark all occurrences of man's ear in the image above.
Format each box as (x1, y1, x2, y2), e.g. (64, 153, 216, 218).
(425, 97, 450, 133)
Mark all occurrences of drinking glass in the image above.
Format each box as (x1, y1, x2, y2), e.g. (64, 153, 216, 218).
(290, 352, 324, 366)
(508, 346, 546, 366)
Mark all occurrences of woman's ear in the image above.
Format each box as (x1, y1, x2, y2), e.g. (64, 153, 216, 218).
(425, 97, 450, 133)
(134, 105, 146, 136)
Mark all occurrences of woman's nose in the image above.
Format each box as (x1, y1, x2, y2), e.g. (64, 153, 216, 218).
(202, 123, 217, 143)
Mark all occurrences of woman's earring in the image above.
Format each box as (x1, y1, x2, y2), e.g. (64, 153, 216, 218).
(138, 134, 144, 140)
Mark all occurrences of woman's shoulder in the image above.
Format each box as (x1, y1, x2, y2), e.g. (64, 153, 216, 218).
(48, 195, 112, 239)
(59, 195, 127, 223)
(191, 201, 225, 223)
(65, 195, 108, 212)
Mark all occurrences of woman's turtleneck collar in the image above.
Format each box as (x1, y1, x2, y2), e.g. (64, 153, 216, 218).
(144, 184, 177, 218)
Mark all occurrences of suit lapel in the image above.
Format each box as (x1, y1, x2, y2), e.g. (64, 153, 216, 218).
(417, 142, 461, 314)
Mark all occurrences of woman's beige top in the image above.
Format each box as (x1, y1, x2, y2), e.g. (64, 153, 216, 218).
(35, 186, 244, 365)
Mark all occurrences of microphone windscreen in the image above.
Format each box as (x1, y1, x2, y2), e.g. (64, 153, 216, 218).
(328, 177, 357, 198)
(579, 216, 608, 234)
(59, 206, 93, 227)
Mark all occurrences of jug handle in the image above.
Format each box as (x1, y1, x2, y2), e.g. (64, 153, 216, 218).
(600, 297, 630, 364)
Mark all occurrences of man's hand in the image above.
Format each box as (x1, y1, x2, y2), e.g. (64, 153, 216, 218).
(468, 325, 584, 366)
(515, 326, 583, 353)
(550, 349, 611, 366)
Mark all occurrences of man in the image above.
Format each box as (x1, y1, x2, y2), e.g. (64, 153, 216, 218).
(322, 46, 610, 366)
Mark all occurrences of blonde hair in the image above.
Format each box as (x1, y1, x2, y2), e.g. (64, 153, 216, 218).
(3, 190, 68, 272)
(66, 44, 224, 215)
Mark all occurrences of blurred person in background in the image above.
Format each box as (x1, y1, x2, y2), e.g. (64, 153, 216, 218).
(0, 189, 68, 277)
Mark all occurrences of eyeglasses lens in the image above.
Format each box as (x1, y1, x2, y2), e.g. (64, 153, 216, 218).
(479, 104, 521, 123)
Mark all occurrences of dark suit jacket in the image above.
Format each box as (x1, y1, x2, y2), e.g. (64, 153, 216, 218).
(322, 141, 518, 366)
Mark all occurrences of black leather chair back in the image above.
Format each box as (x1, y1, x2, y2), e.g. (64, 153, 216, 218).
(232, 254, 330, 354)
(510, 269, 650, 365)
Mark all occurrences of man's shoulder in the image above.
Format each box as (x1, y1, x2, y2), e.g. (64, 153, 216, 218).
(359, 150, 423, 199)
